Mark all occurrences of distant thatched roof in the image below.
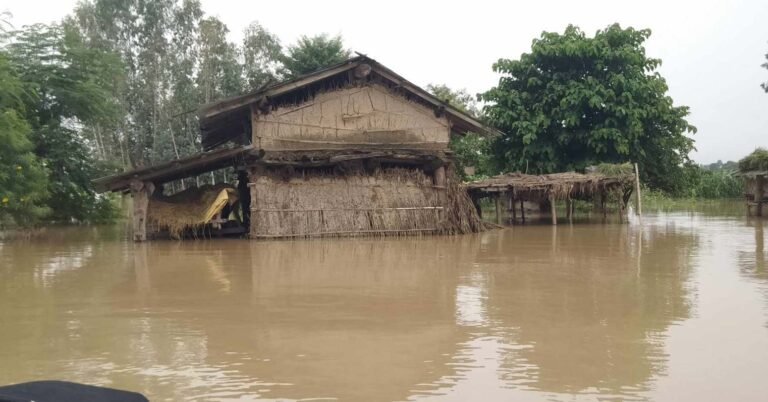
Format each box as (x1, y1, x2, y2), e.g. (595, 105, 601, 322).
(465, 171, 633, 200)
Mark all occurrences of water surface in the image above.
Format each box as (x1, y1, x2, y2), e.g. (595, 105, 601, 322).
(1, 202, 767, 401)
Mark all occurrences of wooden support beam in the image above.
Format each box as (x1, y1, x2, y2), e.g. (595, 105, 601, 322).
(495, 195, 502, 225)
(549, 194, 557, 225)
(617, 199, 624, 223)
(566, 198, 573, 222)
(130, 180, 154, 242)
(520, 200, 526, 223)
(509, 193, 516, 224)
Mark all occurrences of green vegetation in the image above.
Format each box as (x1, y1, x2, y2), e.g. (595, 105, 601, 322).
(1, 5, 758, 227)
(738, 148, 768, 172)
(280, 34, 350, 77)
(481, 24, 696, 195)
(0, 1, 352, 227)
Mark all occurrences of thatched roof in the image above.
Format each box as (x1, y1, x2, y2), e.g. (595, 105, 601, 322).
(198, 55, 500, 150)
(465, 172, 633, 200)
(738, 148, 768, 177)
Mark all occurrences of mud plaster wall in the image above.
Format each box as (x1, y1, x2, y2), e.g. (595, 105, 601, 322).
(252, 84, 451, 151)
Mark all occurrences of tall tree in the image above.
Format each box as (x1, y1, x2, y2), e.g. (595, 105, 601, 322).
(482, 24, 696, 194)
(0, 53, 49, 225)
(241, 21, 282, 91)
(426, 84, 480, 117)
(280, 34, 350, 77)
(2, 23, 122, 222)
(427, 84, 491, 178)
(196, 17, 242, 103)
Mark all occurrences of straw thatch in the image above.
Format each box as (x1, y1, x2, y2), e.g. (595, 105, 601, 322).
(148, 184, 239, 239)
(738, 148, 768, 175)
(465, 171, 633, 201)
(249, 166, 482, 238)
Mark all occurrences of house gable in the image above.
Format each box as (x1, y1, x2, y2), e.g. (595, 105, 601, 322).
(252, 84, 451, 151)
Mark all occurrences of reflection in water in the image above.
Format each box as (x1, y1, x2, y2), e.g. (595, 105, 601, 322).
(2, 206, 768, 401)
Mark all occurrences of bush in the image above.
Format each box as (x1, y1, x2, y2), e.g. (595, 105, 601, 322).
(738, 148, 768, 172)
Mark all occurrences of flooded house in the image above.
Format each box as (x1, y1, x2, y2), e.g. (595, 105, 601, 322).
(94, 56, 491, 241)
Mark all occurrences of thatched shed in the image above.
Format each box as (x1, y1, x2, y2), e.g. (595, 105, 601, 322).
(465, 170, 635, 225)
(94, 56, 493, 240)
(738, 148, 768, 217)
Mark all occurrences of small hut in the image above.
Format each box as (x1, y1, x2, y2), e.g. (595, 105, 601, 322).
(738, 148, 768, 217)
(94, 56, 494, 240)
(465, 170, 635, 225)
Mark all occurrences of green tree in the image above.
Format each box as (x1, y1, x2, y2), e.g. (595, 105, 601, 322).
(242, 21, 282, 91)
(0, 53, 49, 225)
(426, 84, 480, 117)
(3, 23, 122, 222)
(482, 24, 696, 194)
(427, 84, 492, 179)
(197, 17, 242, 103)
(280, 34, 350, 77)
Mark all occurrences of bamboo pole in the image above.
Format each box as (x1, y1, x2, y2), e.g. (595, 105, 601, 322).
(634, 163, 642, 217)
(550, 194, 557, 225)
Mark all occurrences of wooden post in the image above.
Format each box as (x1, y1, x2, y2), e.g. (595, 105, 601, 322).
(634, 163, 642, 216)
(130, 180, 154, 242)
(495, 194, 502, 225)
(601, 192, 607, 220)
(757, 175, 765, 217)
(520, 200, 526, 223)
(549, 194, 557, 225)
(433, 165, 446, 187)
(510, 194, 517, 224)
(237, 169, 251, 228)
(617, 199, 624, 223)
(566, 198, 573, 221)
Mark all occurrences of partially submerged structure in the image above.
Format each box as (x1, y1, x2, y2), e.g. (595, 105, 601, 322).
(465, 171, 635, 225)
(95, 56, 491, 240)
(738, 148, 768, 217)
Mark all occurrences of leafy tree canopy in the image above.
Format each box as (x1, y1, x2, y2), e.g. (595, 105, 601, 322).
(280, 34, 350, 77)
(2, 23, 122, 223)
(482, 24, 696, 194)
(426, 84, 480, 117)
(0, 53, 49, 225)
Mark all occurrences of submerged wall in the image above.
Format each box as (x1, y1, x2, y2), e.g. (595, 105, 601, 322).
(252, 84, 451, 151)
(248, 167, 481, 238)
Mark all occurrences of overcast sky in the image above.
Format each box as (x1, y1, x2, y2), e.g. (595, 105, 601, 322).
(5, 0, 768, 163)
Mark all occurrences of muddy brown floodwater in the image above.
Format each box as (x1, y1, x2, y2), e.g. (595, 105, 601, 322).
(1, 202, 767, 401)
